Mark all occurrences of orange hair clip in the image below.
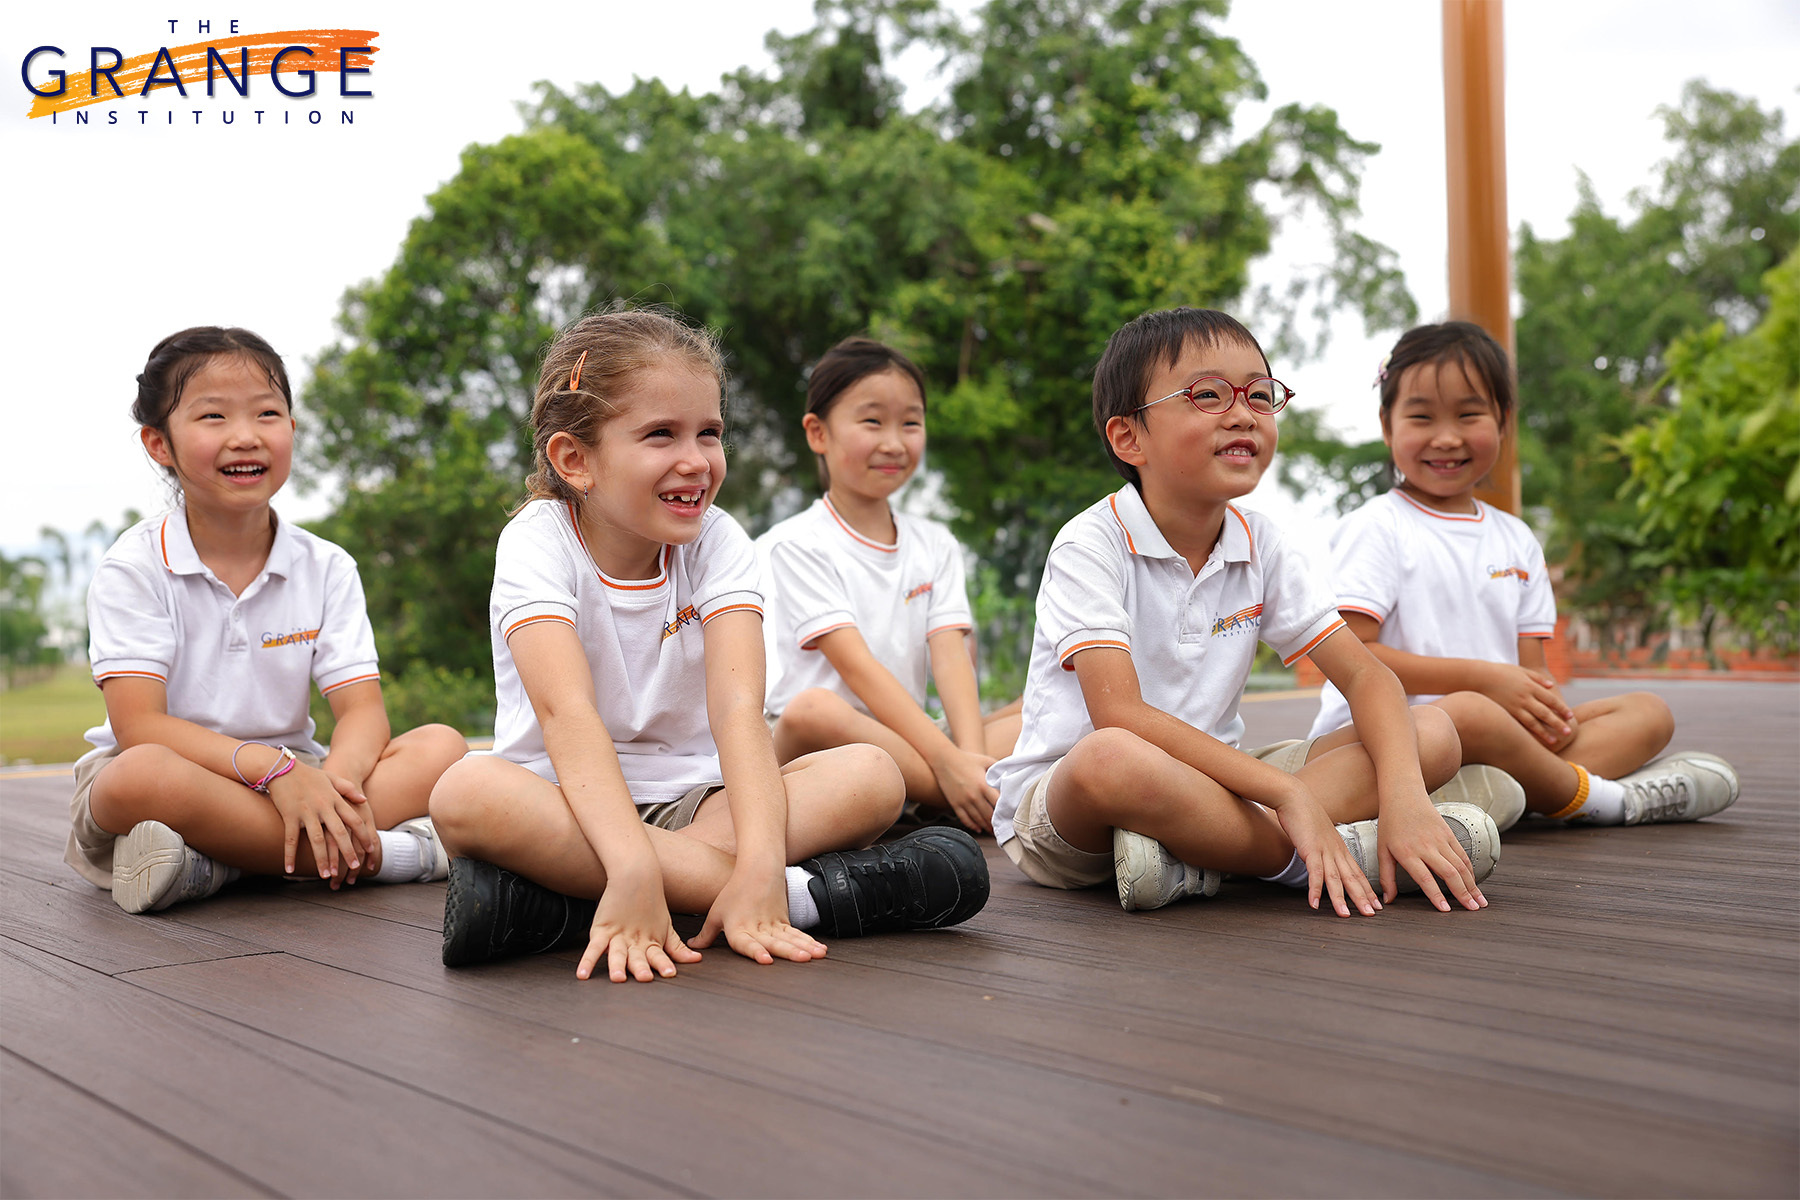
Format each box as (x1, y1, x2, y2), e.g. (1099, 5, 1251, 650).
(568, 349, 588, 392)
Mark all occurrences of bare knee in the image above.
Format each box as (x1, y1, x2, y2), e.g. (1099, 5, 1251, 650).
(1056, 727, 1156, 822)
(404, 723, 471, 772)
(774, 688, 852, 759)
(1627, 692, 1675, 752)
(428, 756, 510, 855)
(831, 741, 905, 837)
(1412, 704, 1462, 786)
(1435, 690, 1510, 740)
(88, 743, 185, 833)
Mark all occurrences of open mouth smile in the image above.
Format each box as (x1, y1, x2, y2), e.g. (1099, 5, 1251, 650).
(658, 490, 706, 514)
(220, 463, 268, 482)
(1216, 439, 1258, 462)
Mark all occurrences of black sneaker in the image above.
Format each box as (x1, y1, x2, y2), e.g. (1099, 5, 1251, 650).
(800, 827, 990, 937)
(441, 858, 597, 967)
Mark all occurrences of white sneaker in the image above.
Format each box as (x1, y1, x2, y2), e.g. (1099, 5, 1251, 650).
(1335, 802, 1500, 893)
(1430, 764, 1527, 833)
(393, 816, 450, 882)
(1618, 754, 1740, 824)
(1113, 828, 1221, 911)
(112, 821, 236, 913)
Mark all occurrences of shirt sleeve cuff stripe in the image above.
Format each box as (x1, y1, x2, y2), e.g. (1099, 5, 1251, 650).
(1282, 619, 1346, 666)
(799, 621, 856, 649)
(320, 672, 381, 694)
(1058, 638, 1129, 669)
(503, 613, 577, 639)
(702, 603, 764, 623)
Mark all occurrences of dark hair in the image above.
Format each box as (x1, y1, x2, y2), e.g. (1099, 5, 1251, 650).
(1377, 321, 1516, 487)
(524, 305, 727, 508)
(134, 327, 293, 483)
(1091, 307, 1270, 486)
(803, 336, 928, 488)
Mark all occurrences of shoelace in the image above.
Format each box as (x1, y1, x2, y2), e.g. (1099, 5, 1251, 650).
(1627, 774, 1690, 822)
(846, 853, 916, 922)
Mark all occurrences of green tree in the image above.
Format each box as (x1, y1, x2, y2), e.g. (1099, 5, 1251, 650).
(1618, 248, 1800, 652)
(301, 0, 1413, 701)
(0, 551, 61, 687)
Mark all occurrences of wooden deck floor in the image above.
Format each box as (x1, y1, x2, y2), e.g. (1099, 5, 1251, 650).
(1, 679, 1795, 1199)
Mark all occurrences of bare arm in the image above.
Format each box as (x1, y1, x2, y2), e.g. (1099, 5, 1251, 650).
(926, 627, 986, 754)
(319, 679, 390, 790)
(1309, 628, 1482, 910)
(817, 626, 962, 766)
(1070, 647, 1304, 811)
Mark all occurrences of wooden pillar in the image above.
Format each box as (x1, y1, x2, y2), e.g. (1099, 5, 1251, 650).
(1443, 0, 1521, 514)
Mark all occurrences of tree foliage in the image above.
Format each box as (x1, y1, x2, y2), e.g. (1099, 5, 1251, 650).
(0, 551, 60, 686)
(1617, 248, 1800, 651)
(301, 0, 1412, 707)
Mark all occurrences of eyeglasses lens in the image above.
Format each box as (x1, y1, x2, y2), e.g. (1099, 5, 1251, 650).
(1186, 378, 1287, 414)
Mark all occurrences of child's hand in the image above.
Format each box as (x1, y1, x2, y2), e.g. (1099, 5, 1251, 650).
(266, 763, 375, 882)
(932, 749, 998, 833)
(1275, 790, 1381, 918)
(1480, 662, 1574, 747)
(577, 868, 701, 983)
(691, 865, 827, 965)
(1377, 795, 1486, 911)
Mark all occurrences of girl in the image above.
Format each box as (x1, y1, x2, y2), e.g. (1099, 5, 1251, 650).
(70, 327, 469, 913)
(761, 337, 1022, 833)
(427, 310, 988, 984)
(1306, 321, 1739, 826)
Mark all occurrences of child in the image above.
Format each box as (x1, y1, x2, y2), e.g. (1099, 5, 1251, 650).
(428, 310, 988, 983)
(1307, 321, 1739, 826)
(69, 327, 469, 913)
(988, 307, 1498, 916)
(761, 337, 1021, 833)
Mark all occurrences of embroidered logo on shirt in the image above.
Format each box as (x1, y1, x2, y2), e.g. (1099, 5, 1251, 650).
(904, 581, 934, 604)
(1487, 565, 1531, 584)
(662, 605, 700, 641)
(260, 627, 320, 649)
(1211, 605, 1263, 637)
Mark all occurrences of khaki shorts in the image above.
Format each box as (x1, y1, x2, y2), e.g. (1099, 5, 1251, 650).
(65, 743, 325, 889)
(637, 782, 724, 831)
(1002, 737, 1316, 890)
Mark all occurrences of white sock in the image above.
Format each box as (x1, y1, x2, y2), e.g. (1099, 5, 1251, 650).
(1552, 764, 1626, 825)
(786, 866, 821, 929)
(1257, 850, 1309, 888)
(372, 829, 425, 883)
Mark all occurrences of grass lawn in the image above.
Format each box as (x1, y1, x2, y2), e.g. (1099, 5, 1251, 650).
(0, 664, 102, 766)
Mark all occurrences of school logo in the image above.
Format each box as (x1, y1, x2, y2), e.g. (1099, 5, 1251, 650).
(903, 581, 934, 604)
(260, 627, 320, 649)
(1487, 565, 1531, 585)
(662, 605, 699, 641)
(1211, 605, 1262, 637)
(19, 21, 377, 128)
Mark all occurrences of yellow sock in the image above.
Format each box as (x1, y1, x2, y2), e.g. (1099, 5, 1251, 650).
(1545, 763, 1590, 820)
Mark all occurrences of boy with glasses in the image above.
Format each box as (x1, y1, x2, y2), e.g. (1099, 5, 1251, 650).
(987, 308, 1499, 915)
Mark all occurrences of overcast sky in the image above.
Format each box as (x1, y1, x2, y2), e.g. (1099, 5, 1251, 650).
(3, 0, 1796, 565)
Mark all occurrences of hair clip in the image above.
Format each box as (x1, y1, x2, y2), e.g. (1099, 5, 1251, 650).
(568, 349, 589, 392)
(1372, 352, 1392, 389)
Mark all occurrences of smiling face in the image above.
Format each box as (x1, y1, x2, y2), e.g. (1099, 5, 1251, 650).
(551, 360, 726, 572)
(1109, 336, 1275, 507)
(803, 368, 925, 503)
(1382, 356, 1503, 513)
(141, 354, 293, 516)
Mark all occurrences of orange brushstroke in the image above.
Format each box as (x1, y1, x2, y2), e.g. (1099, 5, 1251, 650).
(27, 30, 379, 119)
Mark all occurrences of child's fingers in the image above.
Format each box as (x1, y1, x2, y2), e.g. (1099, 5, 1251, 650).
(302, 814, 331, 879)
(645, 943, 679, 979)
(282, 815, 301, 875)
(757, 923, 823, 963)
(1404, 858, 1453, 912)
(1303, 850, 1323, 910)
(575, 935, 607, 981)
(625, 941, 656, 983)
(1323, 866, 1351, 918)
(1379, 852, 1399, 905)
(663, 929, 703, 966)
(689, 911, 721, 950)
(727, 928, 775, 965)
(320, 810, 361, 876)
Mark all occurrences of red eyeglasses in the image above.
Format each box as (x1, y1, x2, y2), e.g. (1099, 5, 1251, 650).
(1137, 376, 1294, 416)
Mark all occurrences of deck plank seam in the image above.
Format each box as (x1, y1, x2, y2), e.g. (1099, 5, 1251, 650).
(0, 1044, 281, 1198)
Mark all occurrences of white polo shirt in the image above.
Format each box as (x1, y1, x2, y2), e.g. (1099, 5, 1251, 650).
(758, 496, 974, 717)
(1309, 490, 1557, 737)
(988, 484, 1343, 844)
(490, 499, 764, 803)
(81, 508, 380, 764)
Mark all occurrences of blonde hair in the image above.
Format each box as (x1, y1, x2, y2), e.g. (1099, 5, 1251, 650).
(523, 305, 728, 506)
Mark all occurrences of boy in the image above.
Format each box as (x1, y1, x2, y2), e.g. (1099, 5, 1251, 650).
(988, 308, 1497, 914)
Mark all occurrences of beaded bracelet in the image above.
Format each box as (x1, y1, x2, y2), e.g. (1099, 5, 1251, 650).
(232, 741, 297, 794)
